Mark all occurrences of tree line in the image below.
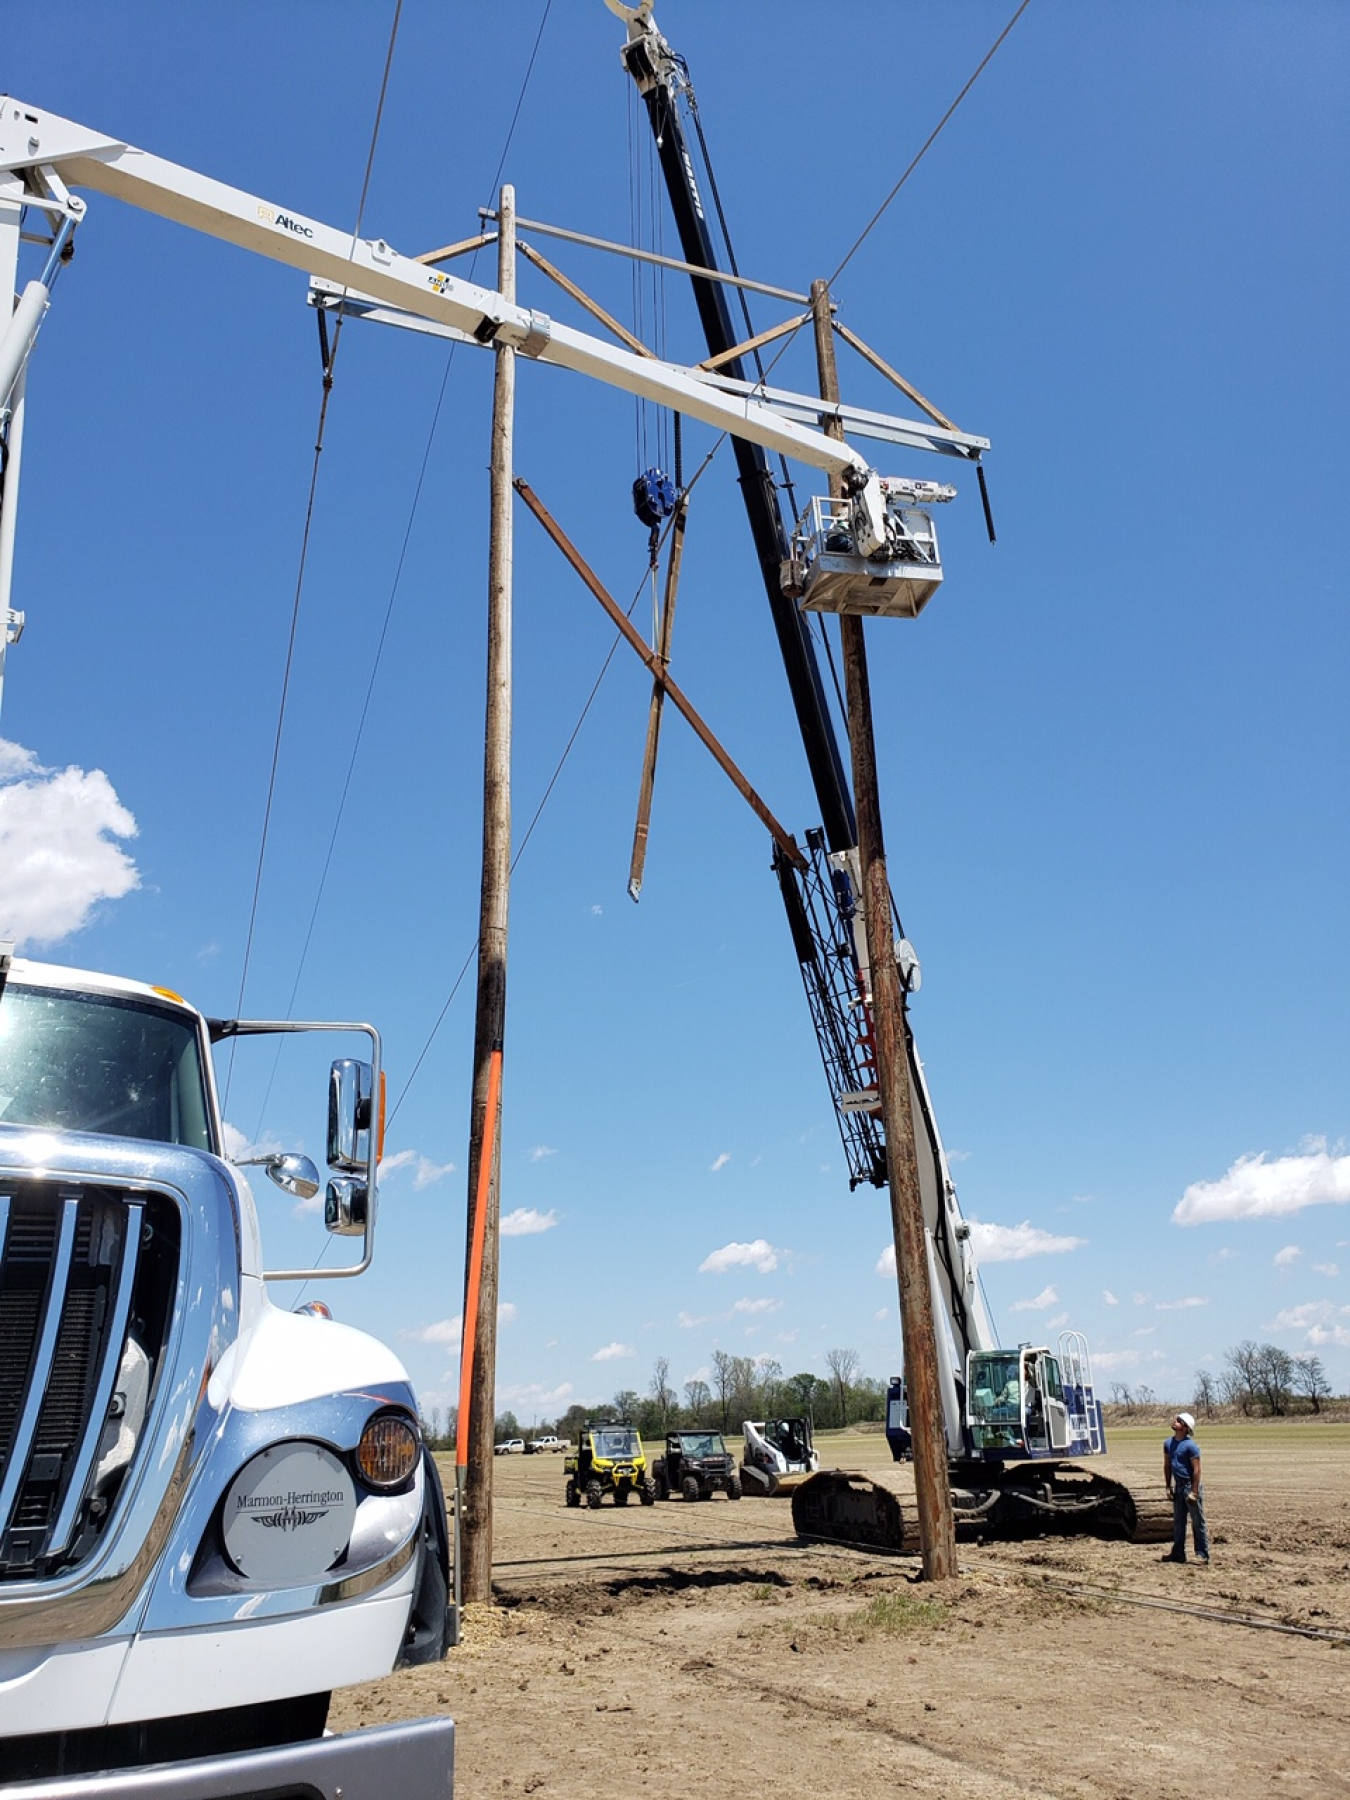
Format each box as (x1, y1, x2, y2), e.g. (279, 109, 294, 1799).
(420, 1347, 889, 1448)
(1109, 1342, 1336, 1419)
(1197, 1341, 1334, 1417)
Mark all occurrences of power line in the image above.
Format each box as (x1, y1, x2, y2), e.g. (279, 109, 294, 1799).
(228, 0, 404, 1077)
(247, 1, 554, 1134)
(828, 0, 1033, 288)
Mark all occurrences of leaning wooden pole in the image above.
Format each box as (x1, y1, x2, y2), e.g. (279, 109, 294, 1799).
(459, 183, 518, 1605)
(811, 280, 957, 1582)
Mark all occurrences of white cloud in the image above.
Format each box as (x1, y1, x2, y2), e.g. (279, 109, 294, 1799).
(1011, 1285, 1059, 1313)
(1132, 1292, 1149, 1306)
(710, 1152, 731, 1173)
(409, 1317, 462, 1347)
(1268, 1300, 1350, 1350)
(1214, 1246, 1238, 1262)
(732, 1296, 782, 1316)
(529, 1145, 557, 1162)
(501, 1207, 558, 1237)
(966, 1220, 1086, 1263)
(947, 1148, 972, 1164)
(677, 1310, 709, 1329)
(1273, 1244, 1302, 1268)
(1312, 1261, 1340, 1277)
(1266, 1300, 1350, 1333)
(0, 740, 140, 945)
(874, 1307, 889, 1321)
(1090, 1348, 1140, 1371)
(700, 1238, 778, 1275)
(1046, 1312, 1069, 1328)
(405, 1299, 516, 1349)
(1155, 1295, 1209, 1311)
(1174, 1142, 1350, 1224)
(497, 1380, 573, 1410)
(590, 1341, 633, 1362)
(1102, 1289, 1120, 1306)
(378, 1148, 455, 1190)
(221, 1121, 286, 1163)
(877, 1245, 895, 1277)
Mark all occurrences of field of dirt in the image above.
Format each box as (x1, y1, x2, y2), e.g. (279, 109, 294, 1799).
(331, 1423, 1350, 1798)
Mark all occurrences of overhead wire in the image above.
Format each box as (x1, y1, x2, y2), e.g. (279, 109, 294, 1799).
(827, 0, 1033, 289)
(248, 0, 555, 1141)
(339, 4, 1035, 1131)
(225, 0, 404, 1110)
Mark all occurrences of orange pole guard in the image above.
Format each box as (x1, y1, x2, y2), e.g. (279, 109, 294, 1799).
(456, 1046, 503, 1472)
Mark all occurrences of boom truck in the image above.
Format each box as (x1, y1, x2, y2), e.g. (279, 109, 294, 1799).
(0, 88, 977, 1790)
(610, 2, 1171, 1551)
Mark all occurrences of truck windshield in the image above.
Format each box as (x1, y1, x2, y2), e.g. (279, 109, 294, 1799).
(0, 984, 213, 1150)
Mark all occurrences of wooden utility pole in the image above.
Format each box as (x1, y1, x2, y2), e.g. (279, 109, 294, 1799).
(811, 280, 957, 1582)
(460, 184, 518, 1604)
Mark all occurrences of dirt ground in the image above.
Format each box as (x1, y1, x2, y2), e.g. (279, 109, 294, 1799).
(330, 1423, 1350, 1798)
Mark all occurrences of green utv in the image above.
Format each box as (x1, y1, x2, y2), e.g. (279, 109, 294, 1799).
(564, 1422, 656, 1508)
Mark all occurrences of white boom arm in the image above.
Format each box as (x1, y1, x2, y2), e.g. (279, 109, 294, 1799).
(0, 97, 874, 485)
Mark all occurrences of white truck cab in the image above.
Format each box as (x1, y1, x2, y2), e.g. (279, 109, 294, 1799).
(0, 952, 453, 1796)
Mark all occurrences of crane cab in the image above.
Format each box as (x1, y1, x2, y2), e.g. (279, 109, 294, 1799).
(965, 1335, 1105, 1463)
(782, 479, 952, 619)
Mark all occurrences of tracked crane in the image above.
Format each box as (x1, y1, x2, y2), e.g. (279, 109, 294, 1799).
(609, 2, 1170, 1549)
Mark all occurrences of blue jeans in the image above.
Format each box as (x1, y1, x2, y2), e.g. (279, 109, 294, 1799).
(1171, 1479, 1209, 1560)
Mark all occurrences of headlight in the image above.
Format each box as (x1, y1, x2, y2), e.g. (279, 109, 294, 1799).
(356, 1411, 421, 1490)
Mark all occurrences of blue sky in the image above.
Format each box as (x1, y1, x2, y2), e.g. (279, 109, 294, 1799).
(1, 2, 1346, 1418)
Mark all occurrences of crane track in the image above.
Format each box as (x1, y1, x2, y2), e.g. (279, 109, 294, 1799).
(790, 1461, 1175, 1552)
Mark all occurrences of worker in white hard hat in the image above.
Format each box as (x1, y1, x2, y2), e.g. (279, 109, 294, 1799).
(1160, 1410, 1209, 1565)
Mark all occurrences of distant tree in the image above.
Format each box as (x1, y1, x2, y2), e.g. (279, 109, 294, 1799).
(611, 1388, 641, 1421)
(556, 1403, 590, 1444)
(730, 1355, 758, 1426)
(1222, 1341, 1262, 1415)
(786, 1371, 826, 1420)
(1135, 1384, 1157, 1409)
(711, 1350, 757, 1432)
(1253, 1343, 1295, 1416)
(1193, 1371, 1218, 1419)
(853, 1376, 885, 1423)
(1110, 1383, 1134, 1413)
(650, 1356, 677, 1433)
(1293, 1354, 1332, 1415)
(824, 1347, 861, 1427)
(753, 1357, 786, 1418)
(683, 1378, 712, 1425)
(494, 1410, 521, 1443)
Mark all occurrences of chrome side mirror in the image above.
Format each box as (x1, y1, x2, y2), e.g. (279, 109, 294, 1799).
(328, 1059, 372, 1173)
(325, 1176, 369, 1237)
(239, 1151, 321, 1201)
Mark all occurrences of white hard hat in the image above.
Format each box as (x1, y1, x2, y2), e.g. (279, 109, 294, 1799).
(1175, 1411, 1195, 1432)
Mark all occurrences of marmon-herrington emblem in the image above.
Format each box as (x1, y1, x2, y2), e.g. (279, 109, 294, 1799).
(252, 1505, 330, 1532)
(223, 1445, 356, 1583)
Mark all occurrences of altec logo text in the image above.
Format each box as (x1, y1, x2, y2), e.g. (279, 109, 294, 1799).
(257, 203, 314, 240)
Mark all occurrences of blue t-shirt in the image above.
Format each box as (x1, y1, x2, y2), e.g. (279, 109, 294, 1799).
(1165, 1432, 1201, 1485)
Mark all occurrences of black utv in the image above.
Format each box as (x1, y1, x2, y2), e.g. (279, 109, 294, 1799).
(651, 1430, 742, 1501)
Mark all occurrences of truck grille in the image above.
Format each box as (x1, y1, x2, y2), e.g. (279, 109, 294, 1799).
(0, 1178, 180, 1580)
